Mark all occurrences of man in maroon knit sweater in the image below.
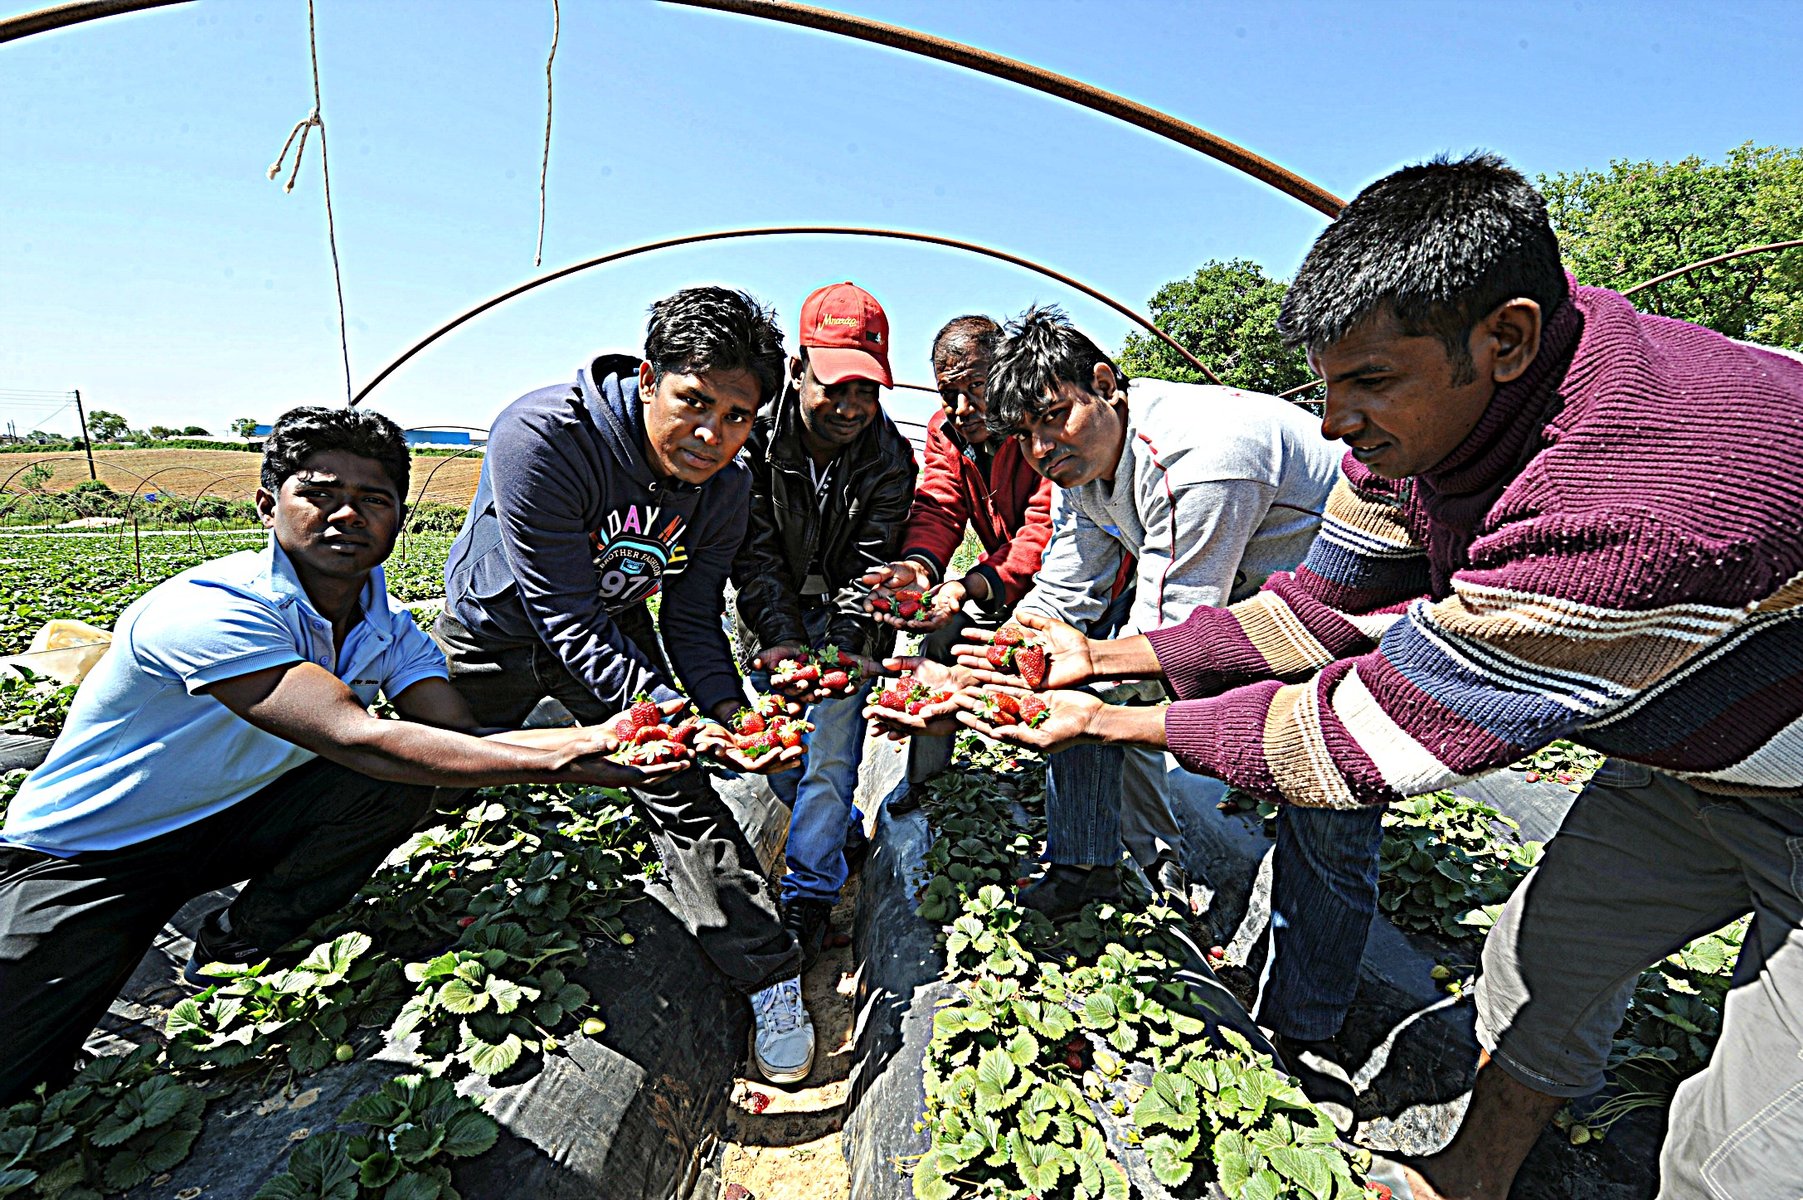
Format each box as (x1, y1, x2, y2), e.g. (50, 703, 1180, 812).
(956, 155, 1803, 1197)
(862, 315, 1058, 785)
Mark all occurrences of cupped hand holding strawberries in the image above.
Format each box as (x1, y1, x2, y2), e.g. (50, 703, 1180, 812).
(600, 697, 703, 770)
(954, 611, 1094, 691)
(697, 702, 808, 775)
(859, 562, 962, 631)
(953, 685, 1102, 753)
(757, 643, 876, 706)
(863, 656, 969, 739)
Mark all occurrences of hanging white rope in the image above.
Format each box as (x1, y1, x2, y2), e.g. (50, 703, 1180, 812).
(535, 0, 560, 267)
(267, 0, 354, 406)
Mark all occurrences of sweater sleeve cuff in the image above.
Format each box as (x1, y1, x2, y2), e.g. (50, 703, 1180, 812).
(902, 549, 944, 582)
(966, 563, 1008, 614)
(1162, 684, 1284, 794)
(1144, 606, 1264, 700)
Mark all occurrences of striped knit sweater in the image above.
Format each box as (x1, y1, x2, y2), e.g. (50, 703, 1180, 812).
(1147, 284, 1803, 807)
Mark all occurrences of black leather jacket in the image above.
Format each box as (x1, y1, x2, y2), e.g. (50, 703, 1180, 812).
(732, 385, 918, 661)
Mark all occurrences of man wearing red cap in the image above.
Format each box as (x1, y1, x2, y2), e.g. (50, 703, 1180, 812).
(732, 282, 918, 1082)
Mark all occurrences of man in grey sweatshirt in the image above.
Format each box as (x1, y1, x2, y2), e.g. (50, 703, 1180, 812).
(974, 306, 1386, 1058)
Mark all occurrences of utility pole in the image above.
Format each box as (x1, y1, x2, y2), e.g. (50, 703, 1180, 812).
(73, 388, 97, 480)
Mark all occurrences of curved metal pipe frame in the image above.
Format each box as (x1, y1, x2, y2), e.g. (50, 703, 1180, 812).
(664, 0, 1344, 218)
(353, 224, 1221, 405)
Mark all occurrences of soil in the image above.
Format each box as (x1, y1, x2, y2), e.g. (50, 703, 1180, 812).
(8, 448, 484, 507)
(717, 872, 862, 1200)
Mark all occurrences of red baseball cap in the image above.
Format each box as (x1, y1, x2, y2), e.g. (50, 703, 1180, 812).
(799, 281, 893, 388)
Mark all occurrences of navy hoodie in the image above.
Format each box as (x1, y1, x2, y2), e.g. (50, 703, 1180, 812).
(443, 354, 748, 714)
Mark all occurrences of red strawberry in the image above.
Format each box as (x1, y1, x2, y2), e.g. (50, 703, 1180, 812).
(777, 724, 805, 749)
(457, 916, 477, 928)
(897, 598, 919, 619)
(735, 709, 766, 735)
(981, 692, 1021, 726)
(629, 697, 661, 731)
(670, 719, 702, 746)
(928, 690, 952, 705)
(895, 589, 924, 606)
(994, 623, 1026, 647)
(1065, 1052, 1084, 1071)
(869, 595, 891, 612)
(1366, 1185, 1393, 1200)
(611, 716, 636, 741)
(633, 724, 670, 745)
(986, 643, 1016, 670)
(906, 700, 924, 715)
(741, 1091, 771, 1115)
(1020, 695, 1049, 728)
(877, 686, 908, 711)
(1014, 645, 1048, 689)
(821, 669, 851, 691)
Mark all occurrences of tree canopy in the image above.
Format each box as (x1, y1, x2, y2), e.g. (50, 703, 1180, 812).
(1117, 258, 1312, 395)
(1540, 143, 1803, 348)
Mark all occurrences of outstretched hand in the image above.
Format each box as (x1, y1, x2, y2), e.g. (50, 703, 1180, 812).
(954, 686, 1102, 754)
(696, 721, 806, 775)
(953, 610, 1096, 689)
(863, 656, 969, 740)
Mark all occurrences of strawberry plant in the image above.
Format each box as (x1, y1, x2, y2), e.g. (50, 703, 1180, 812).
(1378, 792, 1542, 939)
(0, 1044, 206, 1197)
(390, 924, 589, 1078)
(166, 933, 378, 1074)
(0, 667, 77, 739)
(251, 1073, 498, 1200)
(1510, 739, 1605, 790)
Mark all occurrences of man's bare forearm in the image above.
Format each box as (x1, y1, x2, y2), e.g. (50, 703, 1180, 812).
(329, 718, 599, 786)
(1088, 634, 1165, 682)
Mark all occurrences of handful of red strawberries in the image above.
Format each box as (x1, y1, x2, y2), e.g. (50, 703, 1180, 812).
(728, 696, 813, 758)
(982, 623, 1050, 689)
(608, 698, 703, 765)
(869, 586, 928, 620)
(976, 689, 1050, 729)
(771, 644, 862, 693)
(872, 671, 955, 716)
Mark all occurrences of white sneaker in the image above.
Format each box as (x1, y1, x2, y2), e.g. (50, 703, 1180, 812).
(750, 976, 814, 1084)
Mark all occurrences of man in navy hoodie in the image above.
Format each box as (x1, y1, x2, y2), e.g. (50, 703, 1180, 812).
(434, 286, 816, 1083)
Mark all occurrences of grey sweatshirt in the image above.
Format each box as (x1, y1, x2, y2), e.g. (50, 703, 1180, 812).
(1017, 379, 1339, 639)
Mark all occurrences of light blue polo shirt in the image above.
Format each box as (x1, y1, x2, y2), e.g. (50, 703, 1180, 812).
(2, 538, 447, 856)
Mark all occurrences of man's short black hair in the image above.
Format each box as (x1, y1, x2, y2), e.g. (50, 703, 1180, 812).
(261, 406, 410, 499)
(984, 306, 1126, 437)
(644, 285, 787, 404)
(1277, 152, 1569, 383)
(930, 314, 1002, 374)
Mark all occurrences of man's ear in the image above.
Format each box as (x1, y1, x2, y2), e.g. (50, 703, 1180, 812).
(637, 359, 656, 400)
(1091, 361, 1122, 404)
(1479, 299, 1543, 386)
(254, 486, 278, 528)
(789, 354, 806, 390)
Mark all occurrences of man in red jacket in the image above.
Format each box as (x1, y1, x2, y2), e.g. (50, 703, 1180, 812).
(863, 315, 1057, 784)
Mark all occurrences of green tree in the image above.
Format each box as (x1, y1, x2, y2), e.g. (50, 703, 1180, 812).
(179, 425, 210, 436)
(1540, 143, 1803, 348)
(1117, 258, 1312, 396)
(229, 417, 260, 438)
(147, 425, 176, 440)
(85, 409, 129, 441)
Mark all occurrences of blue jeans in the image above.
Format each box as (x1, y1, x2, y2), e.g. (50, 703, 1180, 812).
(1259, 804, 1384, 1040)
(754, 608, 873, 907)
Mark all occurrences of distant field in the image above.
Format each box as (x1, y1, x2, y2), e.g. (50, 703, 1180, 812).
(0, 448, 484, 507)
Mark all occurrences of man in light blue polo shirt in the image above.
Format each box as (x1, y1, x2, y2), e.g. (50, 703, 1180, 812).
(0, 407, 678, 1104)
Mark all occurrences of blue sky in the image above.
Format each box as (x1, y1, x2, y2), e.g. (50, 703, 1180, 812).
(4, 0, 1801, 440)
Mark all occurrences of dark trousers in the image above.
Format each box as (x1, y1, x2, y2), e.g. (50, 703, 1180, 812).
(431, 611, 799, 995)
(0, 757, 435, 1104)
